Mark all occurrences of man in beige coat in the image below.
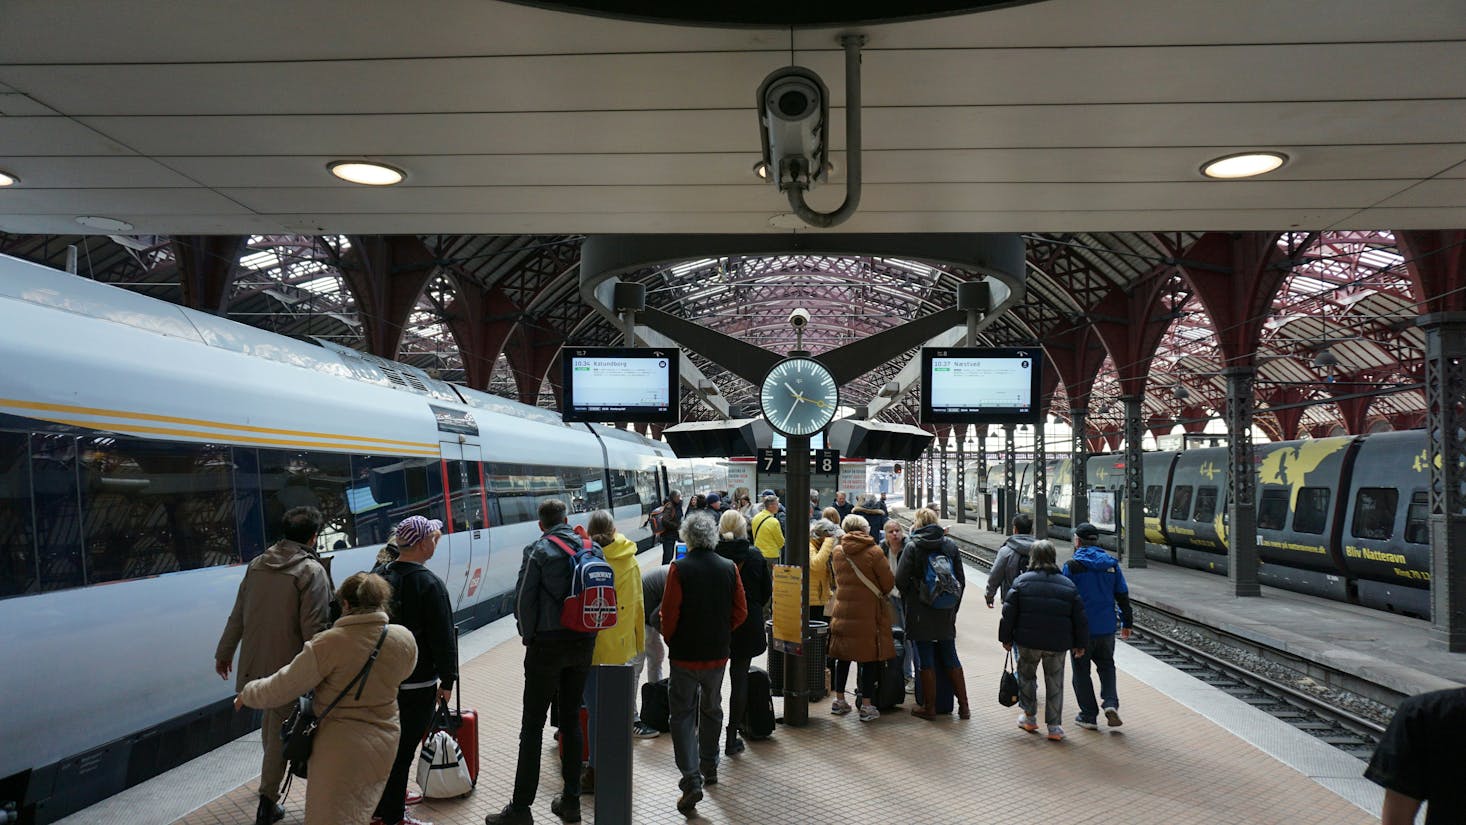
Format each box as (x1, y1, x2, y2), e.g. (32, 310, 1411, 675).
(216, 506, 333, 825)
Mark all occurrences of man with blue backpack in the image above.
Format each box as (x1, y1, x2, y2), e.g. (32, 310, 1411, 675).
(487, 499, 616, 825)
(1063, 522, 1133, 731)
(896, 508, 970, 720)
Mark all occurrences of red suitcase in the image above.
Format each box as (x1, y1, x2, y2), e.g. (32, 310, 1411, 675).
(445, 697, 480, 786)
(555, 705, 590, 763)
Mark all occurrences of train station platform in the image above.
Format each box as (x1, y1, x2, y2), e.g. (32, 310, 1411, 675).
(934, 516, 1466, 697)
(66, 550, 1382, 825)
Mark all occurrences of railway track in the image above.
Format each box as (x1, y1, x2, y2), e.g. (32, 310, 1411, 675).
(938, 527, 1389, 760)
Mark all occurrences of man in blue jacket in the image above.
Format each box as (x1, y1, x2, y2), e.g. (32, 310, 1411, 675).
(1062, 523, 1133, 730)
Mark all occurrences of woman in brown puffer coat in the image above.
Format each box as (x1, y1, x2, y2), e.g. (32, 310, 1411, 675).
(236, 572, 418, 825)
(826, 514, 896, 722)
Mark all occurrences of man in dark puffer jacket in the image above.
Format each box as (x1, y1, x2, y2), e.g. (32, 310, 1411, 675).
(998, 540, 1088, 742)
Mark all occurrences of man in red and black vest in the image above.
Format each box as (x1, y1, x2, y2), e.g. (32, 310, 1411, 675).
(660, 510, 746, 816)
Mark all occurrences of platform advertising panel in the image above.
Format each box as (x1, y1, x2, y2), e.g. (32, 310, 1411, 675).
(1089, 490, 1117, 533)
(838, 460, 868, 496)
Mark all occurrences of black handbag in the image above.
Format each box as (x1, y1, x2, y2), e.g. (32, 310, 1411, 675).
(997, 649, 1021, 707)
(279, 626, 389, 782)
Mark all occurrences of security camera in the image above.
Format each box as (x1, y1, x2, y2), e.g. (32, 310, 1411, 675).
(756, 66, 829, 193)
(789, 307, 811, 328)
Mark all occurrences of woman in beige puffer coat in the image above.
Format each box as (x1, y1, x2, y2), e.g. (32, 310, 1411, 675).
(237, 572, 418, 825)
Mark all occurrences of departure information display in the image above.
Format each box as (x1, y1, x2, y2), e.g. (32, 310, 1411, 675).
(562, 347, 680, 423)
(920, 346, 1043, 424)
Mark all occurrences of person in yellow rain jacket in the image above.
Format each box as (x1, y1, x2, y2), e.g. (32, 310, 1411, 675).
(750, 494, 786, 561)
(579, 510, 646, 794)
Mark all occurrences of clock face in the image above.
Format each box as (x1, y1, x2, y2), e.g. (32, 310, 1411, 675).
(760, 357, 839, 437)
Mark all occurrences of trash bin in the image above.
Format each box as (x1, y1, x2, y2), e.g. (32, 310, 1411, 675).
(766, 619, 829, 700)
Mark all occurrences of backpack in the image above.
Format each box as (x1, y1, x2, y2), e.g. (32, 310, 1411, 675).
(920, 551, 962, 609)
(546, 534, 618, 633)
(649, 507, 664, 538)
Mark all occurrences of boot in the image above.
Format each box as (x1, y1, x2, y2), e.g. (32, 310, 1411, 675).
(948, 667, 970, 719)
(724, 726, 745, 755)
(910, 669, 937, 720)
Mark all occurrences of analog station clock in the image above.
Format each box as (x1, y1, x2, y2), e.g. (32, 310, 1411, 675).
(760, 357, 839, 437)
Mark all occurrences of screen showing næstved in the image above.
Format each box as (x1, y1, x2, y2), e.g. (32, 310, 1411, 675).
(920, 346, 1043, 425)
(562, 347, 680, 423)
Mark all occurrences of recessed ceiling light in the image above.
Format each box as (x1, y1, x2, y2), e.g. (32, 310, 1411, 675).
(328, 160, 406, 186)
(753, 161, 770, 180)
(1201, 151, 1289, 179)
(75, 216, 134, 232)
(0, 169, 18, 187)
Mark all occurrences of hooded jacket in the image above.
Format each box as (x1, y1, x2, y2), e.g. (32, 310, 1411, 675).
(853, 502, 887, 535)
(985, 533, 1035, 604)
(592, 533, 647, 665)
(998, 569, 1089, 653)
(1063, 544, 1133, 636)
(751, 508, 785, 560)
(895, 523, 966, 642)
(827, 532, 896, 663)
(808, 536, 836, 608)
(642, 563, 669, 631)
(515, 522, 604, 645)
(216, 539, 333, 691)
(715, 536, 771, 658)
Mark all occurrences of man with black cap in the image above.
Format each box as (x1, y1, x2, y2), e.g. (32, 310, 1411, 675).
(1062, 523, 1133, 731)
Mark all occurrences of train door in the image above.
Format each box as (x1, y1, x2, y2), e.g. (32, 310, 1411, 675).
(439, 442, 486, 609)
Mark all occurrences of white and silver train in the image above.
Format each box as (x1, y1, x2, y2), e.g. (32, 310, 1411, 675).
(0, 254, 726, 822)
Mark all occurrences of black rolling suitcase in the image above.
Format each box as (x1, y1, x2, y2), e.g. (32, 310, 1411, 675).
(742, 666, 776, 739)
(859, 629, 907, 711)
(640, 678, 671, 732)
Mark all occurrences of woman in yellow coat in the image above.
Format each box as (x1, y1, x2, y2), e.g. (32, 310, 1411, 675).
(580, 509, 646, 792)
(235, 573, 417, 825)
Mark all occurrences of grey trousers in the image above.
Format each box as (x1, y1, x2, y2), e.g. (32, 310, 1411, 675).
(1017, 647, 1067, 727)
(259, 701, 293, 801)
(668, 663, 725, 791)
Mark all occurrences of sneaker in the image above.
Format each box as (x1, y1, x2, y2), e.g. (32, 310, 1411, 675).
(676, 787, 703, 814)
(1047, 726, 1066, 742)
(484, 804, 534, 825)
(632, 721, 661, 739)
(406, 791, 424, 805)
(858, 704, 880, 722)
(255, 797, 285, 825)
(550, 794, 581, 823)
(1075, 716, 1099, 731)
(1104, 706, 1124, 727)
(904, 677, 915, 695)
(1017, 714, 1039, 733)
(830, 697, 852, 716)
(400, 816, 434, 825)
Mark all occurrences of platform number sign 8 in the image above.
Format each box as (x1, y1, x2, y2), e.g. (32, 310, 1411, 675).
(815, 449, 839, 475)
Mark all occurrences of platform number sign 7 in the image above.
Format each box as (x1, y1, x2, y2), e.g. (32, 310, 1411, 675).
(757, 448, 783, 474)
(815, 449, 839, 475)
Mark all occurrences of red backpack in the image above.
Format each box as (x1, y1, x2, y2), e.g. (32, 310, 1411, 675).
(546, 533, 618, 633)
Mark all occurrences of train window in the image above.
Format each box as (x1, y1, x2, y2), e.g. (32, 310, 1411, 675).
(0, 431, 37, 598)
(258, 450, 354, 551)
(443, 459, 483, 532)
(1404, 491, 1429, 545)
(609, 468, 641, 509)
(1168, 485, 1193, 520)
(79, 436, 238, 585)
(1193, 486, 1219, 522)
(1293, 487, 1331, 534)
(1143, 485, 1162, 518)
(233, 448, 267, 562)
(31, 433, 84, 592)
(1258, 489, 1289, 530)
(348, 456, 440, 545)
(487, 462, 571, 525)
(1350, 488, 1398, 541)
(634, 469, 661, 515)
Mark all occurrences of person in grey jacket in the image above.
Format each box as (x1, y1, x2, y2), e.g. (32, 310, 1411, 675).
(487, 499, 604, 825)
(632, 563, 670, 738)
(215, 506, 332, 825)
(998, 540, 1088, 742)
(985, 513, 1035, 608)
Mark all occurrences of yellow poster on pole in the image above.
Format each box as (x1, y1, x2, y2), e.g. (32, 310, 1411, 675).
(771, 564, 804, 655)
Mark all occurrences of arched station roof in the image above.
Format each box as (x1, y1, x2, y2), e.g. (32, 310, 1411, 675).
(3, 228, 1459, 441)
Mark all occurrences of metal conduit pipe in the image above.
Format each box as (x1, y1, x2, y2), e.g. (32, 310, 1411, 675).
(787, 35, 865, 229)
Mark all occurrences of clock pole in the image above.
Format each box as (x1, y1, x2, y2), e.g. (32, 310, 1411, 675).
(784, 432, 812, 726)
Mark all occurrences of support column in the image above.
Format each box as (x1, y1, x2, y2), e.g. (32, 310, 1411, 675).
(785, 435, 812, 724)
(1122, 395, 1146, 568)
(1420, 313, 1466, 651)
(1003, 424, 1017, 533)
(955, 427, 967, 525)
(938, 438, 950, 519)
(1072, 409, 1090, 525)
(1033, 421, 1049, 539)
(976, 430, 988, 529)
(1224, 366, 1261, 597)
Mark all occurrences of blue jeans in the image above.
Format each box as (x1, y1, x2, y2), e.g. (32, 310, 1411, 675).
(913, 639, 961, 670)
(1070, 633, 1118, 722)
(669, 663, 725, 791)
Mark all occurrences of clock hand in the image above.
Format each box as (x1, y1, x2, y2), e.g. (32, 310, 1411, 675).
(780, 404, 796, 431)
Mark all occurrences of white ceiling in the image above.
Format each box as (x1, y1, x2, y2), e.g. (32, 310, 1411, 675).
(1, 0, 1463, 235)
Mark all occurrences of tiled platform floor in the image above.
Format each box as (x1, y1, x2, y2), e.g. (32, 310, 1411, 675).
(171, 559, 1375, 825)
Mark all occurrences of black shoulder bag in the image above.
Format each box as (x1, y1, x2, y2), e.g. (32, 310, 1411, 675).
(279, 625, 390, 786)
